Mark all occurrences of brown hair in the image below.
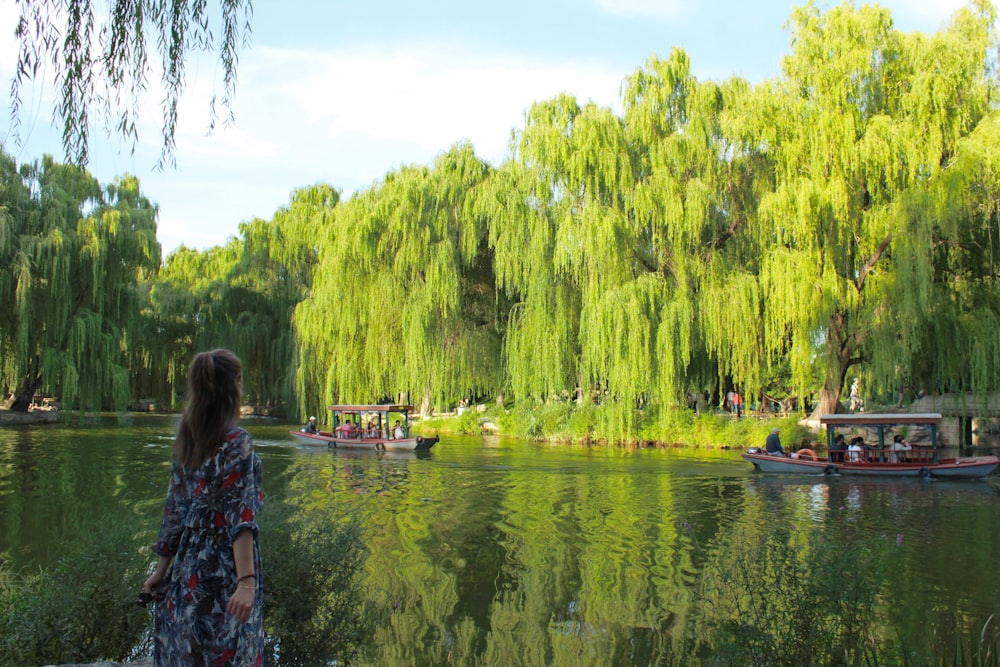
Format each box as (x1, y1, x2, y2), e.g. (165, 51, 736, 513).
(174, 349, 243, 468)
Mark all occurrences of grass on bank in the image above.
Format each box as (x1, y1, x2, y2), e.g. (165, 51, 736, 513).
(417, 401, 816, 450)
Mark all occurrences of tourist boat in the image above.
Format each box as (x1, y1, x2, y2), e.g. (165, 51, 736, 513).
(289, 404, 439, 451)
(742, 413, 999, 478)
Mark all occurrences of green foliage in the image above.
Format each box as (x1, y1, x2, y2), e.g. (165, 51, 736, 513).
(498, 402, 544, 438)
(143, 185, 332, 416)
(465, 400, 813, 448)
(648, 410, 812, 449)
(939, 619, 1000, 667)
(261, 503, 373, 666)
(755, 1, 1000, 412)
(563, 401, 600, 441)
(0, 508, 153, 665)
(453, 405, 487, 435)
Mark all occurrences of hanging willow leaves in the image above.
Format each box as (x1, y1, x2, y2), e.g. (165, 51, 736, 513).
(10, 0, 253, 167)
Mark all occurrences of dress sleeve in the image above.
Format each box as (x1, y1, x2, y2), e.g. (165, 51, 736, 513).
(152, 460, 186, 558)
(221, 429, 264, 541)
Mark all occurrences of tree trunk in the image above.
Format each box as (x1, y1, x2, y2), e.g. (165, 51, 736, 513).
(813, 383, 845, 418)
(810, 314, 854, 419)
(6, 374, 43, 413)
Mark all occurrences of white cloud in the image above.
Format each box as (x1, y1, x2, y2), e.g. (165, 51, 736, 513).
(243, 43, 623, 168)
(122, 39, 625, 254)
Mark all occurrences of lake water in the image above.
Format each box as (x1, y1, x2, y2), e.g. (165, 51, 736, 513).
(2, 415, 999, 664)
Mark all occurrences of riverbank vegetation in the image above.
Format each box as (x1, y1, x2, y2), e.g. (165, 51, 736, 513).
(419, 402, 815, 449)
(5, 2, 1000, 446)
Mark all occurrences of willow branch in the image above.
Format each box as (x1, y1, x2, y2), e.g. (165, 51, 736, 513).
(855, 232, 892, 292)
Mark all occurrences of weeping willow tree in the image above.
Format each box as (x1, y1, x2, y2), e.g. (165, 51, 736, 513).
(294, 142, 505, 415)
(752, 0, 1000, 414)
(0, 151, 160, 413)
(486, 49, 766, 438)
(620, 52, 771, 415)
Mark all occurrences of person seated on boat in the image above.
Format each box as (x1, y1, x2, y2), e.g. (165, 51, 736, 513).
(847, 436, 865, 462)
(392, 420, 405, 440)
(302, 415, 318, 434)
(891, 434, 912, 463)
(764, 427, 784, 456)
(337, 420, 354, 438)
(828, 434, 847, 462)
(366, 418, 379, 437)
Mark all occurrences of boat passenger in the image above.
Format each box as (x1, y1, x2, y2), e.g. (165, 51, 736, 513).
(337, 420, 354, 438)
(765, 427, 784, 456)
(393, 420, 405, 440)
(847, 436, 864, 462)
(302, 415, 318, 434)
(891, 434, 912, 463)
(829, 434, 847, 462)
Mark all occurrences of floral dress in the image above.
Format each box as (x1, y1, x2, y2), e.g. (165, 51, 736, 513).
(152, 426, 264, 666)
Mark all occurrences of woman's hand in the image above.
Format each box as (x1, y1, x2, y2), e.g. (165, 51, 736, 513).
(143, 557, 171, 598)
(227, 583, 255, 622)
(143, 571, 163, 595)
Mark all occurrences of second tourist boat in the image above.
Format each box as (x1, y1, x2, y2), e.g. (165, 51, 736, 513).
(742, 412, 999, 478)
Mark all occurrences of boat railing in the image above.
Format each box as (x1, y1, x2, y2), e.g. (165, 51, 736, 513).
(335, 427, 394, 439)
(861, 446, 937, 464)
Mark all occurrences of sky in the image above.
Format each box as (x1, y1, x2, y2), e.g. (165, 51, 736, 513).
(0, 0, 968, 257)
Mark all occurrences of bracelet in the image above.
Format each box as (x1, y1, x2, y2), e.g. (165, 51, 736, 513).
(237, 574, 255, 584)
(238, 583, 255, 591)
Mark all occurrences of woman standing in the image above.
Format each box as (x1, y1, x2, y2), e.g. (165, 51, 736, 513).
(143, 349, 264, 665)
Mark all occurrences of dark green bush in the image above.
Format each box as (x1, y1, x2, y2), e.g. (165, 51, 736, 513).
(0, 499, 373, 667)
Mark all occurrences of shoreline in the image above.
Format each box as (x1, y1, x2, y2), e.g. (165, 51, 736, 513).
(0, 408, 63, 425)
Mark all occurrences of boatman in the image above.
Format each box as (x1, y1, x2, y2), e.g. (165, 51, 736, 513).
(303, 415, 318, 434)
(765, 427, 784, 456)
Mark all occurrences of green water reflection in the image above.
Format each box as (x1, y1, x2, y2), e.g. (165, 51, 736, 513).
(1, 417, 998, 663)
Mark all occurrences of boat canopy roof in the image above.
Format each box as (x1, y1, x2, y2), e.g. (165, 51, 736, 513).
(820, 413, 942, 426)
(327, 404, 414, 414)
